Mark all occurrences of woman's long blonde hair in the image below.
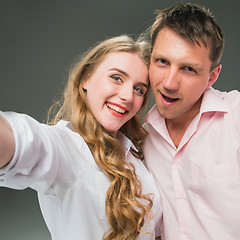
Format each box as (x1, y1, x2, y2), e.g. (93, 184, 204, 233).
(48, 35, 153, 239)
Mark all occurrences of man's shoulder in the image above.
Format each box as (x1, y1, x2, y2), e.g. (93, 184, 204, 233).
(201, 87, 240, 113)
(218, 89, 240, 110)
(211, 88, 240, 101)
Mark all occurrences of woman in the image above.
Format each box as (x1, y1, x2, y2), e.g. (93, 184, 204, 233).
(0, 35, 162, 239)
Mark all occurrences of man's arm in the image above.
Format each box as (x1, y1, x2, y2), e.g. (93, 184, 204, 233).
(0, 115, 15, 168)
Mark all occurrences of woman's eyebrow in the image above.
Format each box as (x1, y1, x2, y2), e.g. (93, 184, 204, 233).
(109, 68, 129, 77)
(109, 67, 149, 87)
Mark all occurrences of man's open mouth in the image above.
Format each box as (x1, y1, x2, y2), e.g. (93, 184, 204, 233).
(161, 93, 179, 103)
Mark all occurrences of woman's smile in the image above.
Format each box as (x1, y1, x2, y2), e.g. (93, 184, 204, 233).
(106, 101, 128, 117)
(82, 51, 148, 135)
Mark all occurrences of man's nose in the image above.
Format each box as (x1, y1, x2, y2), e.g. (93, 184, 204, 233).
(162, 68, 180, 91)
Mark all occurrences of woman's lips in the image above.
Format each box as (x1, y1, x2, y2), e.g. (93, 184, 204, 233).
(106, 102, 128, 117)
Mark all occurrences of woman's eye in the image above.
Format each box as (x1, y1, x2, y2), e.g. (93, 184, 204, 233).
(134, 86, 144, 95)
(110, 75, 122, 82)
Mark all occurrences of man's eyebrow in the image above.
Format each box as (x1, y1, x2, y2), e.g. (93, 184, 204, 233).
(151, 53, 204, 72)
(181, 62, 203, 72)
(151, 53, 170, 63)
(151, 52, 165, 59)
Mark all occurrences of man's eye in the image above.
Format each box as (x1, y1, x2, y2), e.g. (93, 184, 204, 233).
(186, 66, 196, 73)
(157, 58, 167, 65)
(110, 75, 122, 82)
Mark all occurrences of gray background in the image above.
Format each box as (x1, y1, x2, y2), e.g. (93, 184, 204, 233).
(0, 0, 239, 239)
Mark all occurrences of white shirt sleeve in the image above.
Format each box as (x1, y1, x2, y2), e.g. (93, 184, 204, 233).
(0, 111, 85, 194)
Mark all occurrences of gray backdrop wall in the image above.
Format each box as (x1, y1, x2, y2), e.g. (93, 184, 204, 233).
(1, 0, 239, 239)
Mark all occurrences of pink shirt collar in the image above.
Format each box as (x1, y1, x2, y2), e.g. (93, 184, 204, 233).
(145, 87, 229, 150)
(145, 87, 228, 125)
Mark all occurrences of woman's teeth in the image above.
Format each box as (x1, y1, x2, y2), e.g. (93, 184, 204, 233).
(106, 103, 126, 114)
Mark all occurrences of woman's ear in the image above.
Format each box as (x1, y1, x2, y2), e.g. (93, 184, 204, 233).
(81, 80, 88, 91)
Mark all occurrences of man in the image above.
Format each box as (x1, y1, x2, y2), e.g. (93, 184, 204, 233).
(144, 3, 240, 240)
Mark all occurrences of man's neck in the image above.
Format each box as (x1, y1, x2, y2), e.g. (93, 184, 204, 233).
(166, 117, 193, 148)
(165, 98, 202, 148)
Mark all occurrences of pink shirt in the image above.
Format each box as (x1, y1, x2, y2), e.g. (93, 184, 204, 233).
(143, 87, 240, 240)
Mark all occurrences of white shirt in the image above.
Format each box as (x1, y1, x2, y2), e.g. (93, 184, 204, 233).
(143, 88, 240, 240)
(0, 111, 162, 240)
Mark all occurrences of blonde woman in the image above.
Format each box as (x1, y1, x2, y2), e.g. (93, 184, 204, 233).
(0, 35, 162, 240)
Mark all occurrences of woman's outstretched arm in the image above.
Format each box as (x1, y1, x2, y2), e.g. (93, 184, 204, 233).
(0, 115, 15, 168)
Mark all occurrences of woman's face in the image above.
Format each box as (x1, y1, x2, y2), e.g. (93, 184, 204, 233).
(81, 51, 149, 136)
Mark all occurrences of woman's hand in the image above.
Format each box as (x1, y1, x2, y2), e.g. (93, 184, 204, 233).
(0, 115, 15, 168)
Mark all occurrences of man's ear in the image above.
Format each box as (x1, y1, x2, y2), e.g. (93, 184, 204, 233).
(207, 64, 222, 88)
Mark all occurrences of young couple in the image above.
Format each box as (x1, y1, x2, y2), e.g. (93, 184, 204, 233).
(1, 3, 240, 240)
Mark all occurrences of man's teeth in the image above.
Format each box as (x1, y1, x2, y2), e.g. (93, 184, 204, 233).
(106, 103, 126, 114)
(162, 94, 178, 102)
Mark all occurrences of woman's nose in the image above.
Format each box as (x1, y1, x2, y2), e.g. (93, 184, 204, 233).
(118, 83, 133, 102)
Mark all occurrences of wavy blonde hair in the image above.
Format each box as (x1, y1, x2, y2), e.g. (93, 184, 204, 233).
(48, 35, 153, 239)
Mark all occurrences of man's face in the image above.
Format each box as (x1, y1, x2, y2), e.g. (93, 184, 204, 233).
(149, 27, 221, 125)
